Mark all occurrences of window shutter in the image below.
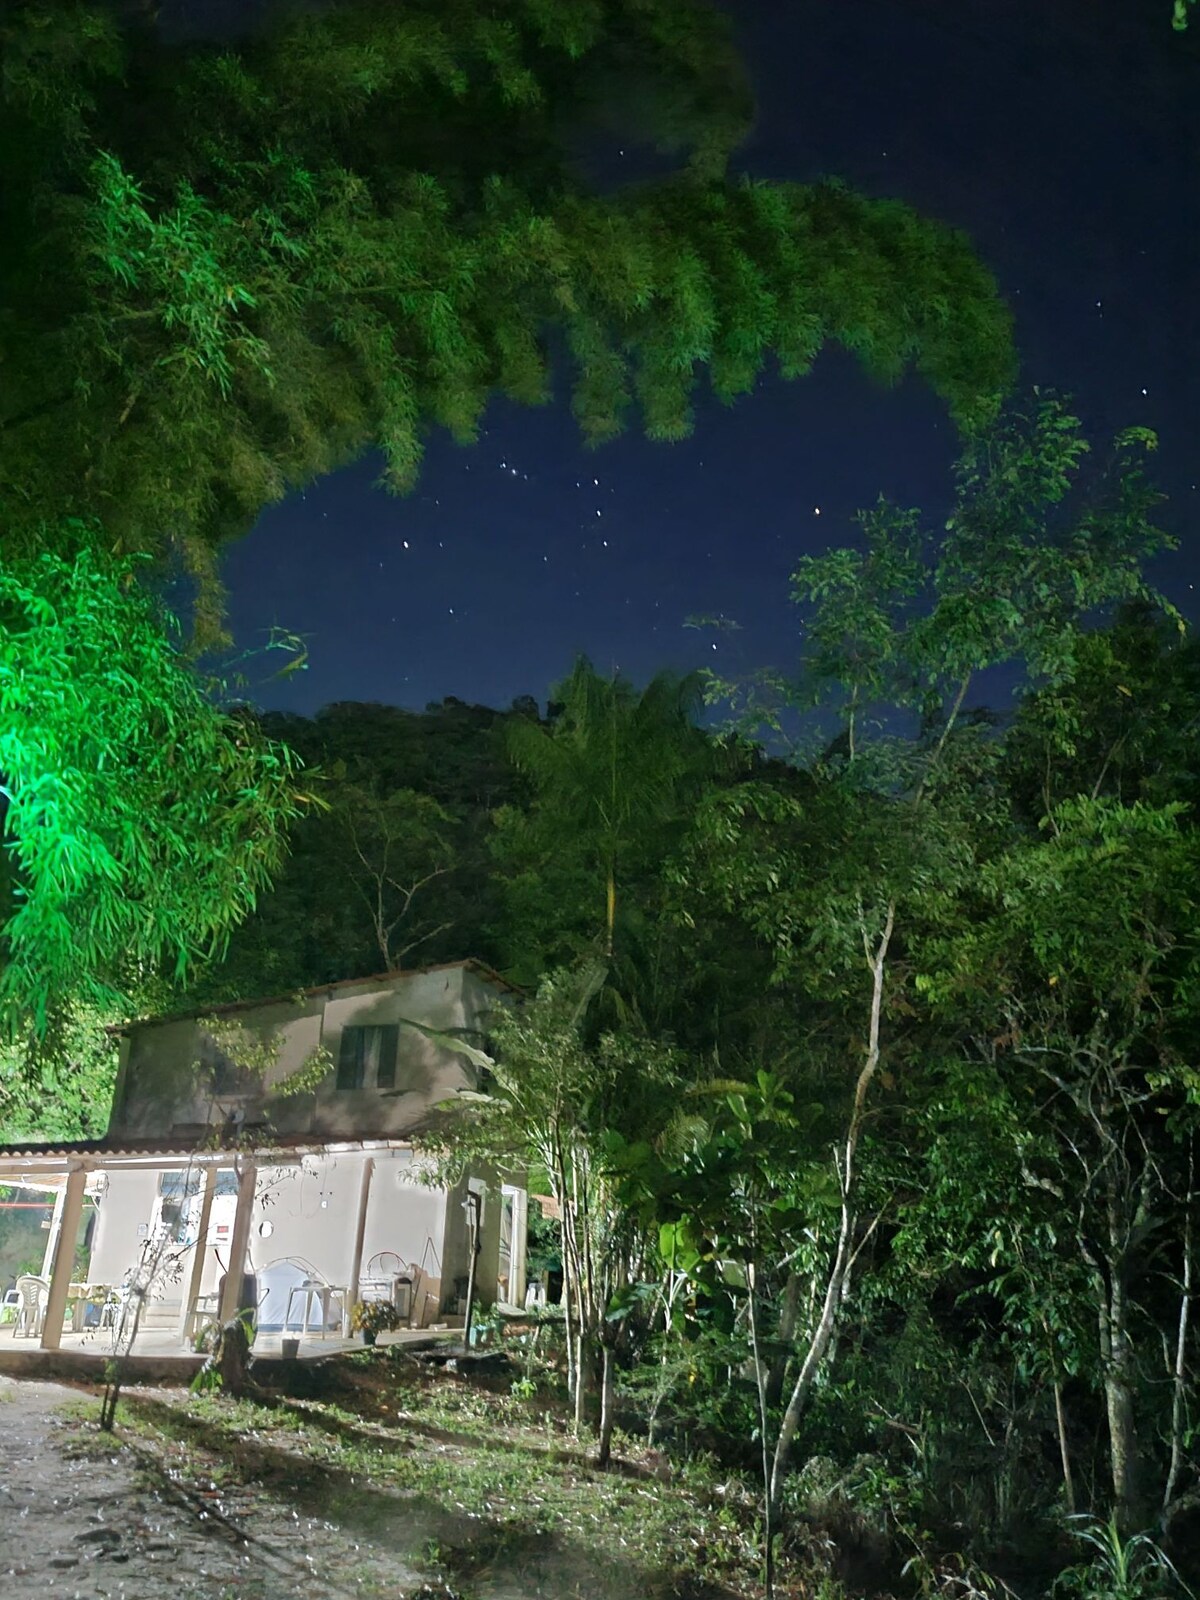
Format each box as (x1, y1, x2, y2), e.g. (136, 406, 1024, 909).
(337, 1027, 365, 1090)
(375, 1025, 399, 1089)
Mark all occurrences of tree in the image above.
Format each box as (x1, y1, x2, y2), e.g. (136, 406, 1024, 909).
(333, 781, 456, 970)
(681, 398, 1178, 1521)
(0, 537, 307, 1033)
(923, 793, 1200, 1529)
(0, 998, 124, 1142)
(608, 1067, 837, 1597)
(1, 0, 1014, 627)
(428, 962, 683, 1453)
(497, 657, 715, 966)
(178, 697, 524, 1004)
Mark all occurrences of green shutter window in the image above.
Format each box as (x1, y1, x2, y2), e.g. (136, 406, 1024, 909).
(375, 1025, 399, 1089)
(336, 1027, 365, 1090)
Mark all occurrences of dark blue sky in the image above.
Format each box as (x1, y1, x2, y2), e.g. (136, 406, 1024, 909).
(222, 0, 1200, 716)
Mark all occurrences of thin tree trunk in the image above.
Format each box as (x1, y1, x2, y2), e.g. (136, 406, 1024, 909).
(462, 1189, 481, 1348)
(562, 1273, 577, 1405)
(747, 1258, 776, 1600)
(1164, 1173, 1193, 1514)
(597, 1342, 616, 1469)
(574, 1332, 589, 1431)
(765, 1270, 801, 1409)
(1052, 1375, 1076, 1514)
(551, 1141, 581, 1411)
(1100, 1249, 1141, 1529)
(768, 902, 893, 1514)
(1041, 1314, 1076, 1513)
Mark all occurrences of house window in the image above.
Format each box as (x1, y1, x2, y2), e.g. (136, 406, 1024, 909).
(336, 1025, 400, 1091)
(157, 1168, 237, 1239)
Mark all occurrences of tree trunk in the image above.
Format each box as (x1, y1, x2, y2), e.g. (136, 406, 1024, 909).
(765, 1270, 801, 1409)
(768, 903, 894, 1515)
(462, 1189, 481, 1348)
(1164, 1180, 1193, 1513)
(574, 1331, 589, 1431)
(1052, 1375, 1076, 1514)
(747, 1258, 776, 1600)
(1041, 1314, 1076, 1513)
(1100, 1262, 1141, 1529)
(597, 1342, 616, 1468)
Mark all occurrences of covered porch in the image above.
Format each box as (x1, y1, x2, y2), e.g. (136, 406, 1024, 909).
(0, 1135, 494, 1365)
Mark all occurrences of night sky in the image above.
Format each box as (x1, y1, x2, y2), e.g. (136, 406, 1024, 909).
(221, 0, 1200, 717)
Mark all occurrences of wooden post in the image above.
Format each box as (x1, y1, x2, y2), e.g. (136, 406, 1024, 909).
(463, 1188, 482, 1347)
(41, 1165, 87, 1351)
(511, 1187, 528, 1308)
(218, 1159, 257, 1325)
(348, 1157, 375, 1308)
(178, 1164, 218, 1342)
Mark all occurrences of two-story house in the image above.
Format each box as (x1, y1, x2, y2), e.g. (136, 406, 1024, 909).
(0, 961, 526, 1362)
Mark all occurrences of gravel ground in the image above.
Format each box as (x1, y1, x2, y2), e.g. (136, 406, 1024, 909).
(0, 1375, 431, 1599)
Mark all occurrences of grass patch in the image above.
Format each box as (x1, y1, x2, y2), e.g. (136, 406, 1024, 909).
(97, 1357, 761, 1598)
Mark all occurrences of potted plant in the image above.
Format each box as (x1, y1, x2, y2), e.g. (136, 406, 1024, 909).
(350, 1298, 402, 1346)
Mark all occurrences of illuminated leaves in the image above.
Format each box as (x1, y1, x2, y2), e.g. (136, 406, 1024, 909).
(0, 538, 304, 1029)
(1, 0, 1014, 631)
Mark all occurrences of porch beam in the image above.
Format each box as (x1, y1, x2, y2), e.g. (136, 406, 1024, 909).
(178, 1164, 218, 1343)
(41, 1165, 88, 1351)
(218, 1159, 258, 1325)
(40, 1182, 67, 1278)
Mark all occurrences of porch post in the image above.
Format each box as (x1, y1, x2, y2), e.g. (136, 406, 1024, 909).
(511, 1187, 528, 1308)
(40, 1182, 67, 1278)
(41, 1165, 87, 1351)
(218, 1158, 258, 1325)
(348, 1157, 375, 1306)
(178, 1164, 218, 1342)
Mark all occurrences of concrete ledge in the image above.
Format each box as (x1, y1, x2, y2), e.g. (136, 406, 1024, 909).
(0, 1347, 205, 1385)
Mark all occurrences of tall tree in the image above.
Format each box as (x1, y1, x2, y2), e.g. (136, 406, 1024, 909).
(497, 658, 713, 966)
(686, 398, 1177, 1520)
(178, 697, 524, 1003)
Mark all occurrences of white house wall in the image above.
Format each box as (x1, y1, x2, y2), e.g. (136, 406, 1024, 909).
(87, 1169, 162, 1295)
(84, 1151, 455, 1329)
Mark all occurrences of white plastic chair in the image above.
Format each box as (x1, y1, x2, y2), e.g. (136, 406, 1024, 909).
(14, 1275, 49, 1339)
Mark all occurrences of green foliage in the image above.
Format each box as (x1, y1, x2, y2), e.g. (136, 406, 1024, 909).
(497, 657, 716, 966)
(0, 0, 1014, 626)
(178, 696, 524, 1004)
(350, 1298, 403, 1336)
(0, 538, 306, 1031)
(1054, 1516, 1192, 1600)
(0, 997, 121, 1141)
(786, 398, 1173, 733)
(1003, 601, 1200, 816)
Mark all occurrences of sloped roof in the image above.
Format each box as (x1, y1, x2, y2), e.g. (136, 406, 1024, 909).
(110, 957, 519, 1035)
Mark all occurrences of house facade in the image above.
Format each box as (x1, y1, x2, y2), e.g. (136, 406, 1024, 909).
(0, 961, 527, 1359)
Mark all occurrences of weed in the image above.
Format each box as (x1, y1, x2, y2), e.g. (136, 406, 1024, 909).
(1053, 1516, 1194, 1600)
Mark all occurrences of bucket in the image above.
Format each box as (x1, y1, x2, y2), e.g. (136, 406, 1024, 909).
(281, 1337, 300, 1360)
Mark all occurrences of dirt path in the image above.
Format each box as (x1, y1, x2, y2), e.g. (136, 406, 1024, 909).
(0, 1376, 431, 1598)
